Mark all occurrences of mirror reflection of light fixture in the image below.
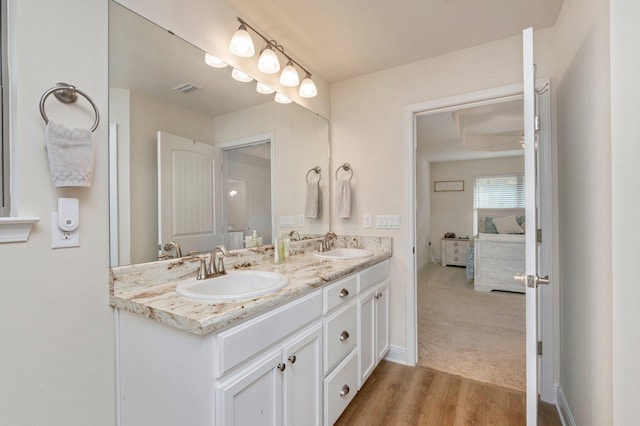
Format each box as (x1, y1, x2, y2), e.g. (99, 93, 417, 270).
(229, 23, 255, 57)
(257, 45, 280, 74)
(256, 81, 275, 94)
(228, 17, 317, 98)
(274, 92, 292, 104)
(204, 53, 228, 68)
(231, 68, 253, 83)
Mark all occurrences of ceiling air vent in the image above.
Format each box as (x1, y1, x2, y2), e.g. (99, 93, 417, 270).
(172, 82, 201, 94)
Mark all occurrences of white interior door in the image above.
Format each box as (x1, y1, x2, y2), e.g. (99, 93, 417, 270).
(158, 131, 223, 256)
(522, 27, 549, 424)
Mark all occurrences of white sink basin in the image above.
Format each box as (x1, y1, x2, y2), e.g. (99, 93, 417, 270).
(313, 248, 374, 260)
(175, 270, 289, 302)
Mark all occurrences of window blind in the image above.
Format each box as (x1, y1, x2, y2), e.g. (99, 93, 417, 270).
(473, 174, 525, 209)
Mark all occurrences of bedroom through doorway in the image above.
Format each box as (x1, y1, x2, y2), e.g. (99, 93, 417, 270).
(415, 95, 527, 391)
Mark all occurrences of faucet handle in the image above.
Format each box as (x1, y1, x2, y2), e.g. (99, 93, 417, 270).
(216, 252, 227, 274)
(197, 258, 209, 280)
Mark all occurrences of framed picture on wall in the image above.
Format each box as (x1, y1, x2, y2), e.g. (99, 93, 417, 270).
(434, 180, 464, 192)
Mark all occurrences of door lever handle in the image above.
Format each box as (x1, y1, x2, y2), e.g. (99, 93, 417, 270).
(514, 273, 550, 288)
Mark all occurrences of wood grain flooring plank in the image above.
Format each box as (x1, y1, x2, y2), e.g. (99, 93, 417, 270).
(336, 361, 559, 426)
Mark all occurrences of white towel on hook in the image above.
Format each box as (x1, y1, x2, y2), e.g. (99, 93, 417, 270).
(45, 121, 95, 187)
(336, 178, 351, 218)
(305, 181, 319, 218)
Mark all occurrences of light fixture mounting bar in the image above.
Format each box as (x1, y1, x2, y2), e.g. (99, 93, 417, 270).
(236, 17, 312, 78)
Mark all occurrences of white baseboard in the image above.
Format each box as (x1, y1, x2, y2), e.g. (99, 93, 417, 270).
(556, 385, 576, 426)
(383, 345, 408, 365)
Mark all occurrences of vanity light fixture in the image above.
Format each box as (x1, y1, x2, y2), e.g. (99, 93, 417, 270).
(256, 81, 275, 94)
(229, 22, 255, 57)
(279, 61, 299, 87)
(299, 74, 318, 98)
(274, 92, 292, 104)
(231, 68, 253, 83)
(229, 17, 318, 98)
(204, 53, 228, 68)
(257, 45, 280, 74)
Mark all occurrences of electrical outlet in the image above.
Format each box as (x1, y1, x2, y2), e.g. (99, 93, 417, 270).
(298, 215, 305, 227)
(363, 213, 372, 228)
(51, 213, 80, 248)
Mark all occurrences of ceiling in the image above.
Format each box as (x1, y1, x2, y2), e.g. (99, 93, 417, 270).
(417, 98, 524, 162)
(224, 0, 563, 82)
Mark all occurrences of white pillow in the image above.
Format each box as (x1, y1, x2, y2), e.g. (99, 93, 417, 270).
(493, 215, 524, 234)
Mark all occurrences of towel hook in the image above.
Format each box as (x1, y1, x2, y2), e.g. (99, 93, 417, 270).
(39, 82, 100, 132)
(335, 163, 353, 182)
(306, 166, 321, 183)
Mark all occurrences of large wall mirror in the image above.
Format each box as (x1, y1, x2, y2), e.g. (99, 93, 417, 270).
(109, 1, 330, 266)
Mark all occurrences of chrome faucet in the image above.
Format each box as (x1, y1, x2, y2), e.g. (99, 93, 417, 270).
(288, 230, 301, 241)
(320, 231, 337, 252)
(163, 241, 182, 258)
(197, 245, 231, 280)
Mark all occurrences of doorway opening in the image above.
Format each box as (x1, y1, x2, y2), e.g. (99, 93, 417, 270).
(405, 82, 555, 400)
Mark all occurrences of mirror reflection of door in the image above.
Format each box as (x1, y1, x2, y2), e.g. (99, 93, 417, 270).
(157, 131, 223, 257)
(222, 141, 272, 249)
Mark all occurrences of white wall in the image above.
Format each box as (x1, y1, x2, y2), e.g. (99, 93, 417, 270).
(610, 0, 640, 423)
(427, 156, 524, 263)
(553, 0, 613, 424)
(331, 29, 555, 354)
(0, 0, 114, 424)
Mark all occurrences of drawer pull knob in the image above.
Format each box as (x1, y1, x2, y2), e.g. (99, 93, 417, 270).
(376, 292, 382, 300)
(339, 288, 349, 298)
(277, 363, 286, 372)
(288, 355, 297, 364)
(454, 242, 459, 246)
(339, 330, 350, 341)
(340, 385, 350, 397)
(454, 249, 459, 253)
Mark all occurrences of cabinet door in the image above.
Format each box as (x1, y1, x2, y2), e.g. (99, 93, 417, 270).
(216, 349, 283, 426)
(375, 280, 390, 362)
(284, 323, 322, 426)
(357, 287, 376, 389)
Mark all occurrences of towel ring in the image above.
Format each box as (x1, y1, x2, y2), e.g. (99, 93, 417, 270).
(39, 82, 100, 132)
(306, 166, 321, 183)
(335, 163, 353, 182)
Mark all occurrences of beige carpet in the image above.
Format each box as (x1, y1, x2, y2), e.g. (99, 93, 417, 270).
(418, 263, 526, 391)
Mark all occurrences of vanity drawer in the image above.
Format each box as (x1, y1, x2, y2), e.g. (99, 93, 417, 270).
(215, 289, 322, 377)
(323, 349, 358, 426)
(358, 260, 389, 293)
(323, 275, 357, 314)
(324, 300, 357, 374)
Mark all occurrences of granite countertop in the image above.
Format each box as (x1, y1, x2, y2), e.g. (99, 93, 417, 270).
(109, 236, 392, 335)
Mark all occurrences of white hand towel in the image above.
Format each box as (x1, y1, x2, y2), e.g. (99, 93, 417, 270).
(45, 121, 95, 187)
(305, 181, 319, 218)
(336, 179, 351, 218)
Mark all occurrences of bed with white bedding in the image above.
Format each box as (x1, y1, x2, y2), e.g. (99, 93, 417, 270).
(473, 208, 526, 293)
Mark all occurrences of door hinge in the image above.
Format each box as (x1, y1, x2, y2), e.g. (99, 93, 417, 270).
(537, 229, 542, 244)
(535, 115, 541, 132)
(537, 341, 543, 356)
(413, 246, 415, 254)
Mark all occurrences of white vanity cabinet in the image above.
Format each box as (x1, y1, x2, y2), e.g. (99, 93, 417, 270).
(357, 261, 390, 388)
(116, 258, 391, 426)
(216, 322, 322, 426)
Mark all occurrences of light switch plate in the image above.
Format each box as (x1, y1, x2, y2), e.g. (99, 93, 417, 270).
(298, 215, 305, 227)
(279, 216, 296, 228)
(375, 215, 400, 229)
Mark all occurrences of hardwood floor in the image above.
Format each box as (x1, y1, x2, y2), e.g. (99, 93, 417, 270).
(335, 361, 561, 426)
